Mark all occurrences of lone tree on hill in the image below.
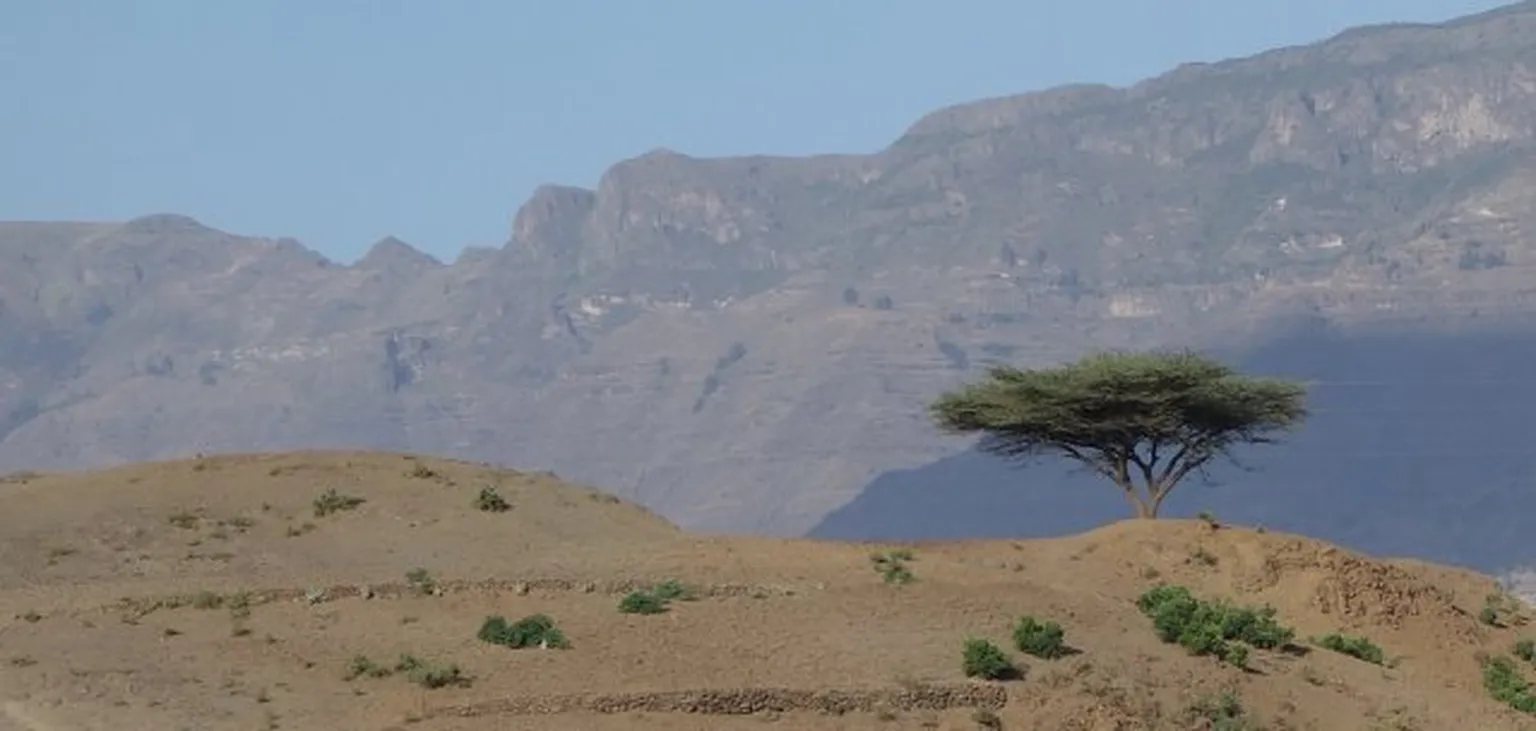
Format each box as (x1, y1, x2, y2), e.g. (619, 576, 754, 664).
(929, 350, 1308, 519)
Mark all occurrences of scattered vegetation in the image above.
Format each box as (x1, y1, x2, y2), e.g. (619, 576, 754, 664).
(617, 579, 697, 614)
(312, 488, 365, 517)
(1515, 638, 1536, 664)
(618, 590, 670, 615)
(192, 590, 224, 610)
(405, 568, 436, 595)
(474, 485, 511, 512)
(871, 549, 916, 584)
(228, 592, 253, 636)
(1182, 690, 1261, 729)
(961, 638, 1016, 680)
(971, 708, 1003, 729)
(1136, 585, 1294, 668)
(1482, 590, 1525, 627)
(1012, 616, 1068, 660)
(1315, 632, 1385, 665)
(478, 614, 570, 649)
(1482, 654, 1536, 713)
(168, 511, 200, 529)
(929, 350, 1307, 519)
(285, 521, 317, 537)
(346, 653, 468, 689)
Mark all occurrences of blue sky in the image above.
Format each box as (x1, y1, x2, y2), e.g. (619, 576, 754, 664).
(0, 0, 1508, 262)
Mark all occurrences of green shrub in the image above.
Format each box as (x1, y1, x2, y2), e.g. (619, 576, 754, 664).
(1316, 632, 1385, 665)
(1012, 616, 1068, 659)
(394, 654, 468, 689)
(1136, 584, 1294, 668)
(961, 638, 1015, 680)
(312, 488, 365, 517)
(618, 591, 669, 615)
(345, 654, 393, 680)
(1515, 639, 1536, 664)
(870, 550, 916, 585)
(477, 614, 569, 649)
(1183, 691, 1259, 729)
(651, 579, 695, 602)
(1483, 655, 1536, 713)
(474, 486, 510, 512)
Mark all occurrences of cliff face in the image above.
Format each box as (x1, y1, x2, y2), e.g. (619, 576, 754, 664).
(6, 3, 1536, 536)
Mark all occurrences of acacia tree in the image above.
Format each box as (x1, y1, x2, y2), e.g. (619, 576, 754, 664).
(929, 350, 1307, 519)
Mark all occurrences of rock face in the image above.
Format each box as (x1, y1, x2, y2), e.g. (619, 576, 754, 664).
(6, 4, 1536, 537)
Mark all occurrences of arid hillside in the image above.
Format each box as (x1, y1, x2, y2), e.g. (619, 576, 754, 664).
(0, 452, 1533, 730)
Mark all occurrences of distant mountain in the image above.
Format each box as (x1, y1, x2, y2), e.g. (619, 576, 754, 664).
(5, 3, 1536, 557)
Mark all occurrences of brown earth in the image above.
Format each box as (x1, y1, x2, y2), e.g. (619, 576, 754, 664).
(0, 451, 1532, 730)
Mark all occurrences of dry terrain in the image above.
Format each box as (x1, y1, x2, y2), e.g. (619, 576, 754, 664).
(0, 451, 1533, 730)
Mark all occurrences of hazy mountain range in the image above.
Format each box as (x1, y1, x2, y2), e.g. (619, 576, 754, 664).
(5, 2, 1536, 572)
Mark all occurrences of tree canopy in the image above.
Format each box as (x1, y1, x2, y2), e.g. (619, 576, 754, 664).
(929, 349, 1308, 519)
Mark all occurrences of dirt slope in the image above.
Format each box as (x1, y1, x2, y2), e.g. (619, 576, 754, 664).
(0, 451, 1531, 730)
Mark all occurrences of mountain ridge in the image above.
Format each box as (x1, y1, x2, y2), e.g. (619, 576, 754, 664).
(4, 2, 1536, 550)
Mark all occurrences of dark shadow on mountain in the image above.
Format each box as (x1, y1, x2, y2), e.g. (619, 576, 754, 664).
(810, 324, 1536, 572)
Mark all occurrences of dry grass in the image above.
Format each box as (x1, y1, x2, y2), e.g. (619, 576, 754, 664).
(0, 450, 1530, 730)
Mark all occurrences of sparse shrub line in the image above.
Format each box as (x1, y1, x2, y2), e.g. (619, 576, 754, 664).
(1136, 584, 1294, 668)
(1482, 654, 1536, 714)
(312, 488, 365, 517)
(1315, 632, 1385, 665)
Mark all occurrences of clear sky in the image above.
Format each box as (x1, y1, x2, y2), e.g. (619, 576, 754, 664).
(0, 0, 1509, 262)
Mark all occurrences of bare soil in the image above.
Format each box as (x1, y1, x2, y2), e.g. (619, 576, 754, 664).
(0, 451, 1532, 730)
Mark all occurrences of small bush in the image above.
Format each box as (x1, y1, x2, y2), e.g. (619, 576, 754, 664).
(1136, 584, 1294, 668)
(651, 579, 695, 602)
(871, 550, 916, 585)
(961, 638, 1015, 680)
(618, 591, 669, 615)
(191, 591, 224, 610)
(1483, 655, 1536, 713)
(312, 489, 365, 517)
(1012, 616, 1068, 659)
(1183, 691, 1259, 729)
(474, 486, 510, 512)
(1316, 632, 1385, 665)
(394, 654, 468, 689)
(405, 568, 436, 595)
(346, 654, 393, 680)
(971, 708, 1003, 729)
(478, 614, 569, 649)
(1515, 639, 1536, 664)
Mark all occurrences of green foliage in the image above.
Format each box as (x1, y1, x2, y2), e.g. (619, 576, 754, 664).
(345, 654, 393, 680)
(929, 350, 1307, 518)
(1183, 691, 1261, 730)
(871, 550, 916, 584)
(474, 486, 511, 512)
(478, 614, 569, 649)
(650, 579, 695, 602)
(394, 654, 468, 689)
(312, 488, 365, 517)
(1483, 655, 1536, 713)
(1515, 639, 1536, 664)
(1316, 632, 1385, 665)
(961, 638, 1015, 680)
(1136, 585, 1294, 668)
(618, 591, 670, 615)
(1012, 616, 1068, 659)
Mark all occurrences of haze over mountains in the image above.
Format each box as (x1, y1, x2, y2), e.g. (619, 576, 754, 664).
(5, 3, 1536, 572)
